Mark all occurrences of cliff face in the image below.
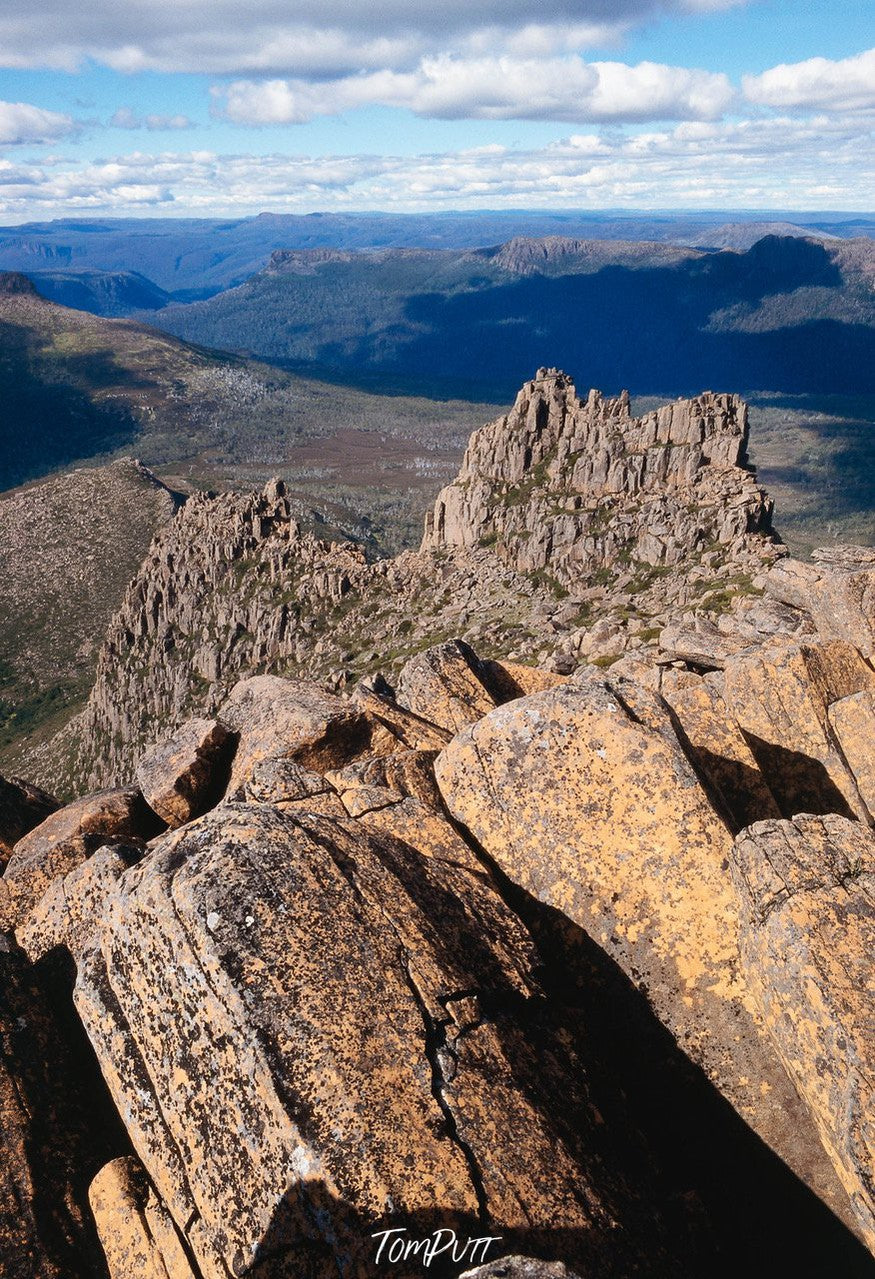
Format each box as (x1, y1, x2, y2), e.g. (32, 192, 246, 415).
(29, 369, 788, 795)
(422, 368, 775, 582)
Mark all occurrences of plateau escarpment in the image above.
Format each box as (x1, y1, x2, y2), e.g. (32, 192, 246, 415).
(34, 369, 785, 795)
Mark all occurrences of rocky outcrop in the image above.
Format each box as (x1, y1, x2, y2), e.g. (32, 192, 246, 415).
(36, 372, 792, 796)
(0, 786, 161, 931)
(0, 773, 58, 865)
(422, 369, 779, 588)
(136, 718, 235, 827)
(764, 546, 875, 658)
(74, 801, 679, 1279)
(433, 674, 852, 1217)
(732, 815, 875, 1251)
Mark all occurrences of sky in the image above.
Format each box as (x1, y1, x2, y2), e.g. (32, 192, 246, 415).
(0, 0, 871, 220)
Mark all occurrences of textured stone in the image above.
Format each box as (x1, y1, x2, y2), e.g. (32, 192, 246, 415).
(722, 638, 875, 822)
(732, 815, 875, 1251)
(136, 718, 235, 827)
(349, 685, 453, 750)
(765, 549, 875, 658)
(0, 943, 114, 1278)
(219, 675, 395, 796)
(75, 802, 678, 1279)
(395, 639, 502, 734)
(89, 1157, 195, 1279)
(0, 773, 58, 866)
(17, 843, 142, 964)
(0, 787, 160, 931)
(828, 691, 875, 821)
(659, 668, 781, 831)
(435, 677, 854, 1218)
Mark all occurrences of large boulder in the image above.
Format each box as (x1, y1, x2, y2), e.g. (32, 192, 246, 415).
(135, 718, 235, 828)
(394, 640, 503, 734)
(828, 691, 875, 822)
(764, 549, 875, 659)
(0, 787, 161, 931)
(731, 814, 875, 1252)
(0, 774, 58, 867)
(722, 638, 875, 822)
(75, 803, 680, 1279)
(219, 675, 397, 796)
(0, 941, 115, 1278)
(434, 676, 856, 1221)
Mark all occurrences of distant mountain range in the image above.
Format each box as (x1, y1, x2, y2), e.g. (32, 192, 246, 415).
(0, 209, 871, 297)
(132, 233, 875, 400)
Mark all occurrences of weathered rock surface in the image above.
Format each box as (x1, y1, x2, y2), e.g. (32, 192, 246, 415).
(136, 718, 235, 827)
(422, 369, 779, 587)
(434, 676, 858, 1222)
(89, 1157, 195, 1279)
(0, 786, 161, 931)
(764, 548, 875, 658)
(828, 691, 875, 821)
(220, 674, 395, 795)
(0, 941, 116, 1278)
(0, 773, 58, 865)
(75, 802, 680, 1279)
(732, 815, 875, 1251)
(395, 639, 503, 734)
(722, 638, 875, 822)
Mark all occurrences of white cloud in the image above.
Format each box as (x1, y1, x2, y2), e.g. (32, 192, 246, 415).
(110, 107, 192, 130)
(0, 100, 76, 145)
(0, 110, 870, 219)
(0, 0, 748, 74)
(220, 57, 734, 125)
(744, 47, 875, 112)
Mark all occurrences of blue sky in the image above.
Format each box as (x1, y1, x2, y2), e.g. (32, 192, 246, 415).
(0, 0, 871, 218)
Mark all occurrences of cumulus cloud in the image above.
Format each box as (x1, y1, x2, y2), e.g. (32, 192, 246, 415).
(0, 110, 870, 219)
(0, 0, 747, 73)
(110, 107, 192, 130)
(743, 47, 875, 112)
(220, 57, 733, 125)
(0, 100, 76, 145)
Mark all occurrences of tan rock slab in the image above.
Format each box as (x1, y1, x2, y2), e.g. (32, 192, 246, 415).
(0, 786, 159, 931)
(90, 1157, 195, 1279)
(732, 814, 875, 1252)
(722, 638, 875, 822)
(828, 691, 875, 821)
(435, 677, 856, 1219)
(136, 718, 235, 827)
(0, 774, 58, 867)
(75, 802, 678, 1279)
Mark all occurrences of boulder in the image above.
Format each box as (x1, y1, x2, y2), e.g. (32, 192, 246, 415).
(0, 787, 160, 931)
(434, 676, 856, 1218)
(0, 941, 114, 1278)
(17, 843, 142, 964)
(0, 774, 58, 867)
(394, 639, 505, 734)
(75, 803, 679, 1279)
(136, 718, 235, 827)
(89, 1157, 196, 1279)
(659, 669, 781, 831)
(764, 551, 875, 658)
(219, 675, 396, 796)
(828, 691, 875, 822)
(722, 638, 875, 822)
(731, 815, 875, 1251)
(349, 685, 452, 750)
